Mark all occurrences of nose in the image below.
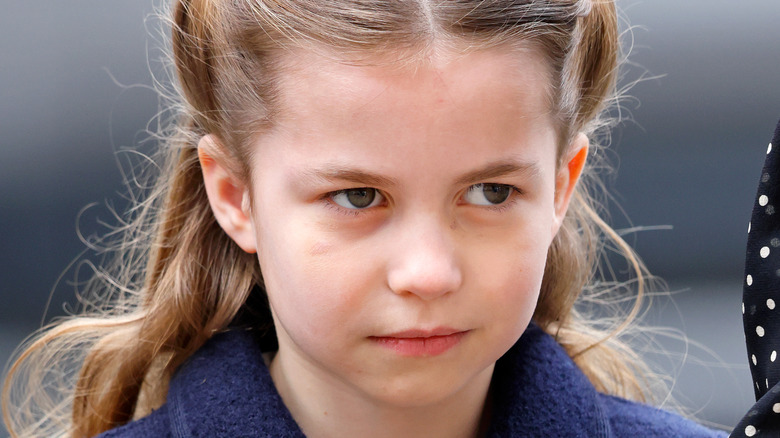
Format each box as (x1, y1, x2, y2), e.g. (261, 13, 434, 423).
(386, 218, 462, 301)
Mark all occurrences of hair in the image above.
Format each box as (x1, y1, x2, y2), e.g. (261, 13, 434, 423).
(2, 1, 658, 437)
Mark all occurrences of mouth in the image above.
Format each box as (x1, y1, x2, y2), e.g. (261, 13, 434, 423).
(368, 328, 470, 357)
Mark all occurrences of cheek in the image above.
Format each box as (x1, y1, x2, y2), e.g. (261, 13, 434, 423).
(257, 220, 376, 345)
(261, 240, 335, 328)
(465, 218, 552, 325)
(485, 243, 548, 303)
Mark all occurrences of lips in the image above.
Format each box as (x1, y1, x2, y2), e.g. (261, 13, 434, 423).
(369, 328, 469, 357)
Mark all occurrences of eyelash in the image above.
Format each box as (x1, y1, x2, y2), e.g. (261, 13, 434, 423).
(323, 188, 386, 217)
(322, 184, 523, 216)
(476, 185, 523, 213)
(324, 200, 370, 217)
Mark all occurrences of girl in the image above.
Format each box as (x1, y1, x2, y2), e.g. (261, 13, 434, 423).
(3, 0, 727, 436)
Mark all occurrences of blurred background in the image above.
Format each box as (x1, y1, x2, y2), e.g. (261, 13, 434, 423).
(2, 0, 779, 434)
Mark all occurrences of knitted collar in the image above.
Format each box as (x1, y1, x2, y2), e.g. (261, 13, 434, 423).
(166, 324, 611, 437)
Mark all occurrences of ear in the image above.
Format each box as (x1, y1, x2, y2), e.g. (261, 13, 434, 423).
(552, 133, 589, 235)
(198, 135, 258, 254)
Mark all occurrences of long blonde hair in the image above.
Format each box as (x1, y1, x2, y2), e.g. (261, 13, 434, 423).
(3, 1, 656, 436)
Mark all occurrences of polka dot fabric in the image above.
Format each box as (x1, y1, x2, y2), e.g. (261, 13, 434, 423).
(734, 119, 780, 437)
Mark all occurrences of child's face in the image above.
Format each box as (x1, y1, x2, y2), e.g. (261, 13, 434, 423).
(204, 46, 585, 408)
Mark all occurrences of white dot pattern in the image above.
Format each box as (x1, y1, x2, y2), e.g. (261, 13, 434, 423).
(735, 125, 780, 437)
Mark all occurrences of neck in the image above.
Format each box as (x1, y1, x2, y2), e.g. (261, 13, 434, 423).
(269, 353, 494, 438)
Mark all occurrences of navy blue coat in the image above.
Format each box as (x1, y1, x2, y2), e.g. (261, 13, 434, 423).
(98, 324, 726, 437)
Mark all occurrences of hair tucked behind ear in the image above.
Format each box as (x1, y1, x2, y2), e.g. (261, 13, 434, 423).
(2, 2, 264, 431)
(3, 1, 661, 436)
(2, 130, 260, 438)
(532, 0, 655, 400)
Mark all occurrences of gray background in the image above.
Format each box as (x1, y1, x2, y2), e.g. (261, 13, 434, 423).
(2, 0, 779, 434)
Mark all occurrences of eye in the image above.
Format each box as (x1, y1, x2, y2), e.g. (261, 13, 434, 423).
(331, 188, 385, 209)
(463, 183, 515, 206)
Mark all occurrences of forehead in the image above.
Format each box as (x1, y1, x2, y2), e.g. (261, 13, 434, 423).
(249, 43, 561, 182)
(270, 43, 555, 129)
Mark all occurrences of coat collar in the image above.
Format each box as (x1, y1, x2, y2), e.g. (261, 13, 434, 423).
(487, 324, 612, 436)
(166, 324, 611, 437)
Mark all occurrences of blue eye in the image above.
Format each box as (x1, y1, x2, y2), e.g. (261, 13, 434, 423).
(463, 183, 514, 205)
(331, 188, 385, 209)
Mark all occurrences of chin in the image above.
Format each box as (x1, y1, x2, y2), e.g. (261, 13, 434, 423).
(361, 364, 492, 409)
(371, 382, 460, 408)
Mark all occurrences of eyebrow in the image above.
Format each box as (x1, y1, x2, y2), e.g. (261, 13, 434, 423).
(301, 159, 540, 188)
(300, 166, 399, 188)
(455, 160, 541, 186)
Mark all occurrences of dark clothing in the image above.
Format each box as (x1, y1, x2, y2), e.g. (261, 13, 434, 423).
(734, 118, 780, 437)
(98, 324, 724, 437)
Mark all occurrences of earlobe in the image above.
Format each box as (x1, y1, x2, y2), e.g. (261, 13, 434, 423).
(552, 133, 589, 233)
(198, 135, 258, 254)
